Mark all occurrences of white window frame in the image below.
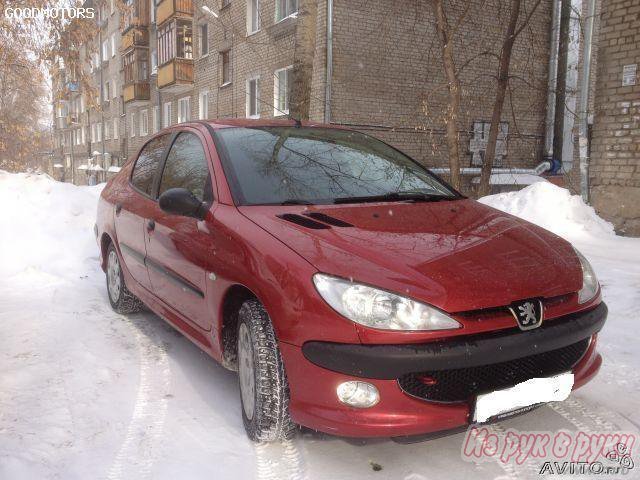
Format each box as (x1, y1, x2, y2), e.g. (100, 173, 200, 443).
(178, 96, 191, 123)
(150, 0, 155, 23)
(199, 90, 209, 120)
(247, 0, 260, 35)
(140, 110, 149, 136)
(152, 106, 159, 133)
(246, 76, 260, 118)
(199, 23, 209, 57)
(275, 0, 298, 22)
(110, 0, 115, 15)
(104, 121, 110, 140)
(102, 40, 109, 62)
(111, 33, 116, 57)
(130, 112, 136, 138)
(113, 117, 119, 139)
(97, 122, 102, 142)
(163, 101, 172, 127)
(274, 65, 293, 116)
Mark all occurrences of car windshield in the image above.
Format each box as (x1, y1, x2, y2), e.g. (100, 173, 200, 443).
(213, 127, 459, 205)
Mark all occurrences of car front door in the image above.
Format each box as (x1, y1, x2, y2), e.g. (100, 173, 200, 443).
(145, 130, 216, 331)
(115, 134, 172, 291)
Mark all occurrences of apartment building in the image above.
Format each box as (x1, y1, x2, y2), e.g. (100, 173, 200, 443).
(52, 0, 556, 189)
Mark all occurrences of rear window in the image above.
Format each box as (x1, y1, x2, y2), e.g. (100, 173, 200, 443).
(131, 135, 171, 196)
(213, 127, 456, 205)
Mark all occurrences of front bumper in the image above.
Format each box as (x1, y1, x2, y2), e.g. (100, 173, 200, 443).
(283, 302, 606, 438)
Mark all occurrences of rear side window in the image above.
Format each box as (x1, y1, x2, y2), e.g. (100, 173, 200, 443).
(131, 135, 170, 195)
(159, 132, 212, 202)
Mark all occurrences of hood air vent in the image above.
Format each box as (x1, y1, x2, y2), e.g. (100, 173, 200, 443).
(277, 214, 330, 230)
(304, 212, 354, 227)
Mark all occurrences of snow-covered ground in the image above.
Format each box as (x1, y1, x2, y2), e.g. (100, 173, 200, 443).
(1, 172, 639, 479)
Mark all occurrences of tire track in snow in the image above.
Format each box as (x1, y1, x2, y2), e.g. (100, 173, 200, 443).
(254, 438, 305, 480)
(106, 317, 171, 480)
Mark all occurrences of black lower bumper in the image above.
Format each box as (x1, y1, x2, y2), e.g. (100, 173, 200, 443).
(301, 302, 607, 380)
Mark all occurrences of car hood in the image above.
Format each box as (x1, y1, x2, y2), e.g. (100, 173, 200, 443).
(239, 199, 582, 313)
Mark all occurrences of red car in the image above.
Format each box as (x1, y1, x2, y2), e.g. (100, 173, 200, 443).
(96, 119, 606, 442)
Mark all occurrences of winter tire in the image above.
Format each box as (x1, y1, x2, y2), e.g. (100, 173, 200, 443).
(106, 242, 145, 314)
(237, 299, 296, 442)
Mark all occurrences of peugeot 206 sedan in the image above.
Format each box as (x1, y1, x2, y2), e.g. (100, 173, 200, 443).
(96, 119, 606, 442)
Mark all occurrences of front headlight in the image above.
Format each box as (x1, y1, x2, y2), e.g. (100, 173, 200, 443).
(573, 248, 599, 304)
(312, 273, 461, 331)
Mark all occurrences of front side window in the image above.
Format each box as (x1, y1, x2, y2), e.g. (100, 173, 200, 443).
(276, 0, 297, 21)
(159, 132, 212, 202)
(131, 134, 171, 195)
(246, 77, 259, 118)
(213, 127, 457, 205)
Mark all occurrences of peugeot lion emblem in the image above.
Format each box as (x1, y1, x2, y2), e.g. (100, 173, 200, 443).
(509, 299, 544, 331)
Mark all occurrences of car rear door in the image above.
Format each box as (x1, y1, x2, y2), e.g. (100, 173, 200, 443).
(144, 129, 216, 331)
(114, 134, 171, 291)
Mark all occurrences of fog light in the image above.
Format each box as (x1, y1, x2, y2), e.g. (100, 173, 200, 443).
(336, 381, 380, 408)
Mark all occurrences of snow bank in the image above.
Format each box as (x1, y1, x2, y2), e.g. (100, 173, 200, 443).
(479, 181, 616, 240)
(0, 170, 104, 279)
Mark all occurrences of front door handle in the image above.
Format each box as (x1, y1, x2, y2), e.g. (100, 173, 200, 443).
(147, 219, 155, 232)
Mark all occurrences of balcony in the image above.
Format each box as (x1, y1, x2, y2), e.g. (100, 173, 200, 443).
(122, 0, 150, 32)
(157, 58, 193, 91)
(157, 0, 193, 26)
(123, 82, 151, 104)
(122, 27, 149, 51)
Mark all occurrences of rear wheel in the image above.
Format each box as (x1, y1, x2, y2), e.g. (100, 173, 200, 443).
(237, 299, 296, 442)
(106, 243, 144, 314)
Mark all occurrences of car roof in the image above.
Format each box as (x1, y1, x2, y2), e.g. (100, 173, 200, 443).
(174, 118, 351, 131)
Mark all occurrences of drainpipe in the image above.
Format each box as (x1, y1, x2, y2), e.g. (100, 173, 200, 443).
(553, 0, 572, 164)
(544, 0, 561, 160)
(324, 0, 333, 124)
(578, 0, 596, 202)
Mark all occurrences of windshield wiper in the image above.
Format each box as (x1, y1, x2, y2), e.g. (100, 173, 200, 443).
(333, 192, 456, 204)
(277, 199, 314, 205)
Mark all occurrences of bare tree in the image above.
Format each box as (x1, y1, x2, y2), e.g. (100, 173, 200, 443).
(476, 0, 543, 197)
(431, 0, 466, 191)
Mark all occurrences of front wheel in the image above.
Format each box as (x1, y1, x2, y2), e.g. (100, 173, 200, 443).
(105, 243, 145, 314)
(237, 299, 296, 442)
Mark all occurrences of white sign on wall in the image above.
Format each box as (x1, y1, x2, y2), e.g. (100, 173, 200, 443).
(622, 64, 637, 86)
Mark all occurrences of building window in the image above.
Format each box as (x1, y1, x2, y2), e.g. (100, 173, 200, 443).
(199, 24, 209, 57)
(274, 65, 292, 116)
(199, 90, 209, 119)
(221, 50, 231, 85)
(97, 122, 102, 142)
(90, 123, 96, 143)
(110, 0, 115, 15)
(247, 0, 260, 35)
(103, 81, 110, 102)
(123, 49, 148, 84)
(178, 97, 191, 123)
(150, 0, 155, 23)
(276, 0, 297, 21)
(152, 106, 159, 133)
(222, 0, 231, 7)
(140, 110, 149, 136)
(130, 112, 136, 137)
(113, 118, 119, 139)
(111, 33, 116, 57)
(104, 122, 110, 140)
(112, 79, 117, 99)
(102, 40, 109, 62)
(158, 19, 193, 65)
(163, 101, 172, 127)
(246, 76, 259, 118)
(151, 50, 158, 74)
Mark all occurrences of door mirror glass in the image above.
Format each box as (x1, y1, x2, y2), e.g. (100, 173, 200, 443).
(159, 188, 207, 220)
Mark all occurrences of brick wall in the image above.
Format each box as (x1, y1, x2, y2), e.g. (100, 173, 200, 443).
(326, 0, 552, 173)
(590, 0, 640, 235)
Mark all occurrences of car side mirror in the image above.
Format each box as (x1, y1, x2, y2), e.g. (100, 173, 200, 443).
(159, 188, 208, 220)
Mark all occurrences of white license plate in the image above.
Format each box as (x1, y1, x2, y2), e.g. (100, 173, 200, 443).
(474, 372, 574, 423)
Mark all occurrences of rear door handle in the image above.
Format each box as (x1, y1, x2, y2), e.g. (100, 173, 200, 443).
(147, 219, 155, 232)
